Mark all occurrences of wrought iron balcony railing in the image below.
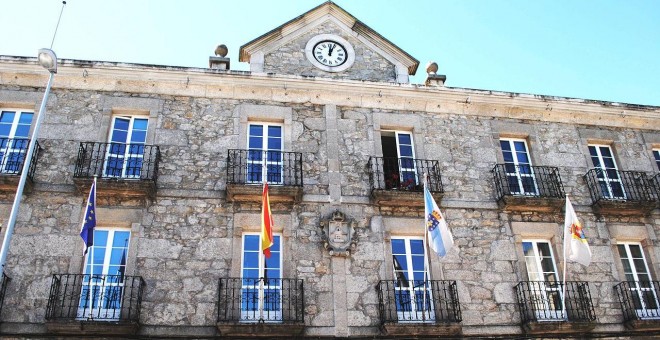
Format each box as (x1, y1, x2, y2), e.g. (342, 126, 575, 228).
(0, 272, 10, 318)
(584, 169, 655, 204)
(0, 138, 40, 179)
(217, 277, 304, 323)
(615, 281, 660, 322)
(377, 280, 461, 324)
(45, 274, 145, 322)
(652, 173, 660, 201)
(515, 281, 596, 324)
(226, 149, 303, 186)
(368, 157, 443, 192)
(492, 164, 564, 200)
(74, 142, 160, 181)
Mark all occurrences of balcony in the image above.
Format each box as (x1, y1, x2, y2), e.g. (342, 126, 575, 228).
(45, 274, 145, 335)
(653, 173, 660, 207)
(368, 157, 443, 207)
(515, 281, 596, 334)
(0, 138, 40, 194)
(226, 149, 303, 203)
(216, 277, 305, 337)
(615, 281, 660, 330)
(492, 164, 565, 212)
(0, 273, 10, 319)
(73, 142, 160, 201)
(376, 280, 461, 336)
(583, 169, 656, 216)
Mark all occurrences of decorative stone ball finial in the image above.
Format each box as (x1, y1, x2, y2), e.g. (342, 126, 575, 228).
(426, 61, 438, 75)
(214, 44, 228, 58)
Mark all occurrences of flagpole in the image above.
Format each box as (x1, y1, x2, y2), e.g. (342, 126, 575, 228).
(561, 195, 568, 320)
(421, 173, 430, 320)
(259, 176, 266, 321)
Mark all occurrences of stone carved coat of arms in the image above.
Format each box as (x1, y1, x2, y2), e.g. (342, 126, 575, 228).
(320, 210, 358, 257)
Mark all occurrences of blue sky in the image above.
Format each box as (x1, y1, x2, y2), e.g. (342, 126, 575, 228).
(1, 0, 659, 106)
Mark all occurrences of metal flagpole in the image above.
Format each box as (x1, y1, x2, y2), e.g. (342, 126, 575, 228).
(421, 173, 431, 321)
(561, 195, 568, 320)
(259, 176, 266, 321)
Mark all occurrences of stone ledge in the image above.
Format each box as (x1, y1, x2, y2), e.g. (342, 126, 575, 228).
(592, 200, 657, 216)
(73, 177, 156, 205)
(497, 195, 564, 213)
(0, 175, 32, 197)
(372, 189, 443, 207)
(624, 318, 660, 331)
(44, 320, 139, 335)
(226, 184, 302, 203)
(216, 322, 305, 337)
(380, 322, 462, 337)
(522, 320, 596, 334)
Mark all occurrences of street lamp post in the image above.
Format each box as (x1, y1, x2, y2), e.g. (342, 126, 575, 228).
(0, 49, 58, 271)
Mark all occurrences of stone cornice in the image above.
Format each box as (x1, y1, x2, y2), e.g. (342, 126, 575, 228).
(0, 57, 659, 131)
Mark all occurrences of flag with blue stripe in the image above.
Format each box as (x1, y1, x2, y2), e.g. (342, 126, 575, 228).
(80, 179, 96, 255)
(424, 180, 454, 257)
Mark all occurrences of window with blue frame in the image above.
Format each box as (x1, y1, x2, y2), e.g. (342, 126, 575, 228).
(247, 123, 283, 184)
(391, 237, 433, 322)
(105, 116, 148, 178)
(78, 229, 130, 320)
(0, 110, 33, 173)
(241, 233, 282, 321)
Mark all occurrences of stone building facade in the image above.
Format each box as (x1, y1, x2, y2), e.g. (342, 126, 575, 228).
(0, 1, 659, 338)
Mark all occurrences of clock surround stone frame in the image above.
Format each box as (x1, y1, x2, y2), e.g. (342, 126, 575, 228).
(305, 34, 355, 73)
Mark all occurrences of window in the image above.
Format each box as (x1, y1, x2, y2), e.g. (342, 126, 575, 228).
(247, 123, 283, 184)
(500, 139, 538, 195)
(381, 131, 418, 189)
(653, 149, 660, 172)
(617, 243, 660, 318)
(588, 144, 625, 199)
(78, 228, 130, 320)
(104, 116, 149, 178)
(241, 233, 282, 322)
(0, 110, 33, 173)
(522, 240, 563, 320)
(391, 237, 433, 322)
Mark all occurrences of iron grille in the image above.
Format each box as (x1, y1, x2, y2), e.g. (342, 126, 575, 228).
(367, 157, 443, 192)
(73, 142, 160, 181)
(0, 138, 40, 179)
(515, 281, 596, 324)
(217, 277, 305, 323)
(492, 164, 564, 200)
(0, 272, 10, 318)
(226, 149, 303, 186)
(615, 281, 660, 322)
(652, 173, 660, 201)
(583, 169, 655, 204)
(377, 280, 461, 324)
(45, 274, 145, 322)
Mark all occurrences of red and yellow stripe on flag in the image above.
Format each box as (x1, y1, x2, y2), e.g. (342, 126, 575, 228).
(261, 182, 274, 258)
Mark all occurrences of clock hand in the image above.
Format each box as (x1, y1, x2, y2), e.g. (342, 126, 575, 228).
(328, 43, 335, 56)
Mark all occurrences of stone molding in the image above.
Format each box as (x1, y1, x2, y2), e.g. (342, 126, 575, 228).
(1, 60, 658, 131)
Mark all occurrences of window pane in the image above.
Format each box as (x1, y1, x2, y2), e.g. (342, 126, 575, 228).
(249, 124, 263, 137)
(132, 118, 148, 131)
(410, 240, 424, 254)
(113, 118, 130, 131)
(111, 130, 128, 143)
(500, 140, 511, 151)
(249, 136, 263, 149)
(513, 141, 527, 152)
(630, 245, 643, 258)
(391, 239, 405, 254)
(0, 112, 15, 123)
(397, 133, 411, 145)
(14, 125, 30, 138)
(244, 235, 259, 251)
(267, 126, 281, 137)
(18, 112, 33, 124)
(130, 131, 147, 143)
(399, 145, 413, 157)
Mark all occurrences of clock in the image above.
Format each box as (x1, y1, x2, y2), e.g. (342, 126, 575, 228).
(305, 34, 355, 72)
(313, 40, 347, 67)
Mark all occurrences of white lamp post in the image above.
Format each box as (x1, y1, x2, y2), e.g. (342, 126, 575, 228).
(0, 49, 58, 271)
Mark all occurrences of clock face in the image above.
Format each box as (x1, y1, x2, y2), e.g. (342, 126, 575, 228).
(313, 40, 347, 67)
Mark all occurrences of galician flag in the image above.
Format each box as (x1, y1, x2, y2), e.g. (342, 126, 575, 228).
(79, 178, 97, 255)
(563, 196, 591, 266)
(261, 181, 274, 258)
(424, 178, 454, 257)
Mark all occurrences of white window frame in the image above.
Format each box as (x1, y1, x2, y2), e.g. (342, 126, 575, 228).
(0, 109, 34, 173)
(617, 242, 660, 319)
(500, 138, 538, 196)
(240, 233, 283, 322)
(522, 239, 563, 320)
(246, 122, 284, 185)
(588, 144, 626, 199)
(78, 227, 131, 321)
(391, 236, 434, 323)
(104, 115, 149, 179)
(382, 130, 418, 188)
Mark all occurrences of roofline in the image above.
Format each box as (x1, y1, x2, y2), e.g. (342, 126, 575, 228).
(0, 54, 658, 111)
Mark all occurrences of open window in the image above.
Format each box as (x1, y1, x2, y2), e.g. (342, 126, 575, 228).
(381, 131, 417, 190)
(588, 144, 625, 199)
(500, 139, 538, 196)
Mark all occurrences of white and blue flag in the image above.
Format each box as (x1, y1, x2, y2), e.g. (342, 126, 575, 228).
(424, 179, 454, 257)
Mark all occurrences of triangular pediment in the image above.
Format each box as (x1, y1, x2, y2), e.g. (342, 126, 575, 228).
(239, 1, 419, 83)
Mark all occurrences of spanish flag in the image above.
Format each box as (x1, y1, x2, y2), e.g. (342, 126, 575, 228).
(261, 182, 274, 258)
